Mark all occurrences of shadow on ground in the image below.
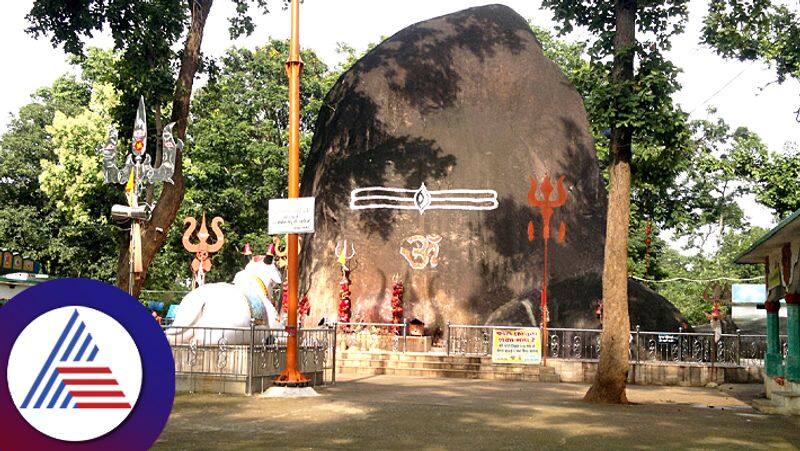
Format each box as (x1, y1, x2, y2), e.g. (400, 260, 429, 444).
(155, 375, 800, 450)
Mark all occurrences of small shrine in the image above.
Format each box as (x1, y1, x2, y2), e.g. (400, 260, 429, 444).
(736, 209, 800, 415)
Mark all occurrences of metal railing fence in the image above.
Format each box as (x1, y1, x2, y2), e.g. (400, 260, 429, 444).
(329, 321, 787, 368)
(162, 324, 336, 394)
(445, 323, 787, 368)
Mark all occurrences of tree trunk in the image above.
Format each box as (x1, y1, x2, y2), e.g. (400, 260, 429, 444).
(585, 0, 635, 404)
(116, 0, 214, 296)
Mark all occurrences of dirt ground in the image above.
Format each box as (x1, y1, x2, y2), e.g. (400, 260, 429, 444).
(155, 375, 800, 450)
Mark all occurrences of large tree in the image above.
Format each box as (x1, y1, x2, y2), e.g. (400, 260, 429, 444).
(701, 1, 800, 217)
(146, 40, 337, 287)
(531, 24, 692, 282)
(0, 76, 89, 273)
(541, 0, 690, 403)
(26, 0, 288, 296)
(0, 71, 122, 279)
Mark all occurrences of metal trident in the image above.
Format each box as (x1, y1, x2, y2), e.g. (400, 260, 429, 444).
(97, 96, 181, 294)
(335, 240, 357, 277)
(97, 96, 180, 194)
(527, 174, 568, 366)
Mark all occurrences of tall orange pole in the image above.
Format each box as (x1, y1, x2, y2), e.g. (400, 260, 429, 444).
(275, 0, 309, 387)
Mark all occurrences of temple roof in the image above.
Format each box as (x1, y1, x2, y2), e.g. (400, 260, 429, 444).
(736, 208, 800, 264)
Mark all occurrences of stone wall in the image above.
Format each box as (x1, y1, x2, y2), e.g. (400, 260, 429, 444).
(547, 359, 762, 386)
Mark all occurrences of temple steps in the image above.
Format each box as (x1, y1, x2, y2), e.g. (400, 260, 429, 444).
(336, 351, 559, 382)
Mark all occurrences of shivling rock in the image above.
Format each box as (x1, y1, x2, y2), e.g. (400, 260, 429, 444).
(299, 5, 687, 331)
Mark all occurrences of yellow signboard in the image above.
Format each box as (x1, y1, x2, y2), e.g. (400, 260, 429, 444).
(491, 328, 541, 365)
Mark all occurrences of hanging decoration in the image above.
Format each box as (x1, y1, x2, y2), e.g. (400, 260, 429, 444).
(704, 282, 729, 343)
(338, 280, 352, 330)
(281, 282, 289, 318)
(335, 240, 356, 330)
(281, 289, 311, 326)
(298, 294, 311, 327)
(391, 276, 405, 335)
(241, 243, 253, 264)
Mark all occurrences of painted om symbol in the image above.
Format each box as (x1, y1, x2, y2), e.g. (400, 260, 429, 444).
(400, 235, 442, 270)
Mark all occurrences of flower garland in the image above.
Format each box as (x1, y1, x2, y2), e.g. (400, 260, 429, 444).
(391, 280, 404, 334)
(298, 294, 310, 326)
(280, 282, 311, 326)
(338, 272, 352, 331)
(281, 282, 289, 316)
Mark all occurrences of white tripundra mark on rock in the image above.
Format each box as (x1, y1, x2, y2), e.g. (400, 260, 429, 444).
(349, 183, 498, 214)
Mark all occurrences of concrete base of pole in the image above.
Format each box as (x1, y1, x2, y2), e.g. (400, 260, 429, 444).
(274, 367, 310, 387)
(260, 386, 319, 398)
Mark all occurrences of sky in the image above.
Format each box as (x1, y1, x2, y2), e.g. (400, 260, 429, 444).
(1, 0, 797, 233)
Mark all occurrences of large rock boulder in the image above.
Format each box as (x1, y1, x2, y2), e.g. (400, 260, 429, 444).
(299, 4, 686, 331)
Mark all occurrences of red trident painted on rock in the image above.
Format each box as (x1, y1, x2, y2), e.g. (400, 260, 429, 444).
(527, 175, 568, 366)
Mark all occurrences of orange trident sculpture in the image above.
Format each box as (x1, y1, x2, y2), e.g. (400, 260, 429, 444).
(527, 175, 568, 365)
(182, 214, 225, 288)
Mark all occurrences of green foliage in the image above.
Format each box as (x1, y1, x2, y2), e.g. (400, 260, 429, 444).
(0, 76, 90, 209)
(0, 71, 118, 278)
(668, 112, 761, 249)
(533, 23, 711, 285)
(228, 1, 289, 39)
(747, 144, 800, 219)
(26, 0, 289, 187)
(703, 1, 800, 85)
(146, 40, 338, 287)
(27, 1, 186, 135)
(685, 114, 800, 221)
(534, 3, 776, 330)
(40, 83, 119, 226)
(539, 0, 691, 162)
(540, 2, 689, 55)
(0, 39, 338, 289)
(658, 227, 765, 325)
(530, 22, 692, 230)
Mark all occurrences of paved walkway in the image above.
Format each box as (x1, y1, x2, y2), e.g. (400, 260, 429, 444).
(156, 375, 800, 450)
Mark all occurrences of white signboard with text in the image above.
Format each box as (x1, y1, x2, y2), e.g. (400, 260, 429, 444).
(268, 197, 315, 235)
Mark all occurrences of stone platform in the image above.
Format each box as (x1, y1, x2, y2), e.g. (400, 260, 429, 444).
(550, 359, 762, 386)
(337, 351, 559, 382)
(339, 334, 432, 353)
(755, 375, 800, 415)
(337, 351, 764, 387)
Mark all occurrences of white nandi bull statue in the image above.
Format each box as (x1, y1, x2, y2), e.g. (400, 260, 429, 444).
(165, 256, 283, 345)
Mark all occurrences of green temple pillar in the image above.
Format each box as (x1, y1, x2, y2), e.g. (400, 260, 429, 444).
(786, 294, 800, 381)
(765, 299, 783, 377)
